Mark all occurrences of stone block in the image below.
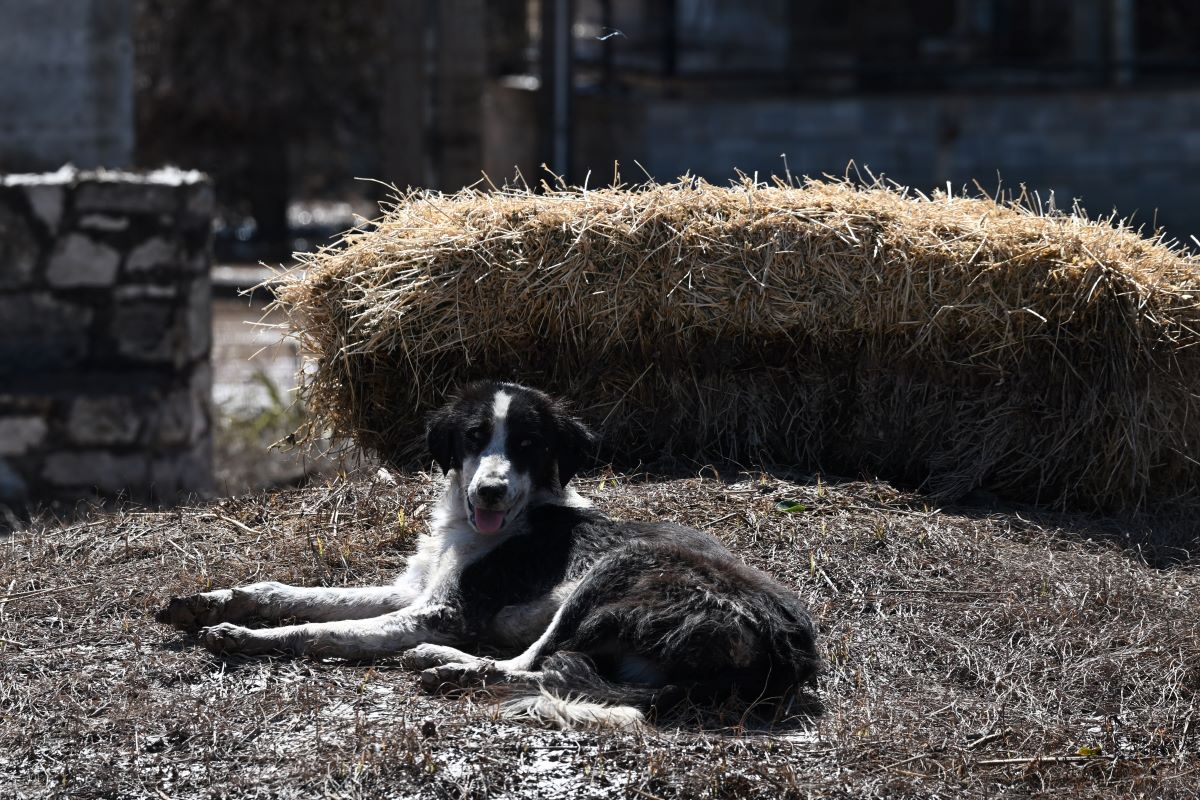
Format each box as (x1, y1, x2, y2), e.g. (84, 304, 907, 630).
(67, 396, 140, 445)
(126, 236, 179, 272)
(190, 378, 212, 444)
(0, 293, 93, 372)
(151, 441, 213, 499)
(186, 245, 211, 274)
(0, 416, 48, 455)
(0, 393, 53, 417)
(0, 458, 27, 502)
(190, 360, 213, 409)
(112, 300, 181, 363)
(42, 451, 149, 494)
(78, 213, 129, 232)
(75, 180, 177, 215)
(115, 284, 177, 301)
(25, 184, 65, 234)
(169, 361, 215, 447)
(183, 184, 215, 224)
(0, 200, 39, 289)
(144, 388, 193, 447)
(187, 279, 212, 359)
(148, 457, 181, 499)
(47, 233, 120, 287)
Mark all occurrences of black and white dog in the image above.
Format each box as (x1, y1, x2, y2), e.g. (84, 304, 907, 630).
(158, 381, 820, 728)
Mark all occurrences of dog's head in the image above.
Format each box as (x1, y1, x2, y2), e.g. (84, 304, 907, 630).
(426, 381, 595, 535)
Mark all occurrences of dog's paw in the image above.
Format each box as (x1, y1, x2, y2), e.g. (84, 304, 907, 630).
(198, 622, 257, 654)
(401, 644, 478, 671)
(419, 661, 498, 693)
(155, 590, 233, 631)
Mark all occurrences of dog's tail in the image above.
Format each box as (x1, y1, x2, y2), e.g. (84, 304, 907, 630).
(496, 652, 675, 731)
(500, 690, 647, 730)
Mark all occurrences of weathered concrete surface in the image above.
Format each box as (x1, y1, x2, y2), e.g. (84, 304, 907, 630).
(572, 88, 1200, 240)
(0, 0, 134, 170)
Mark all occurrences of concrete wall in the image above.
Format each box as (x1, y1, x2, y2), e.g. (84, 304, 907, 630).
(0, 167, 213, 511)
(0, 0, 134, 171)
(574, 88, 1200, 239)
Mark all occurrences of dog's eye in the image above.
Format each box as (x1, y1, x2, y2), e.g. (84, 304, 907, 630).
(466, 427, 486, 443)
(519, 439, 534, 448)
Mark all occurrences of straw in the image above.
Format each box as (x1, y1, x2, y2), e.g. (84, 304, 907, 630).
(273, 176, 1200, 510)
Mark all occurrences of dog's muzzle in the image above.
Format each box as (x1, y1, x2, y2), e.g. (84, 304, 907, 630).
(468, 480, 511, 534)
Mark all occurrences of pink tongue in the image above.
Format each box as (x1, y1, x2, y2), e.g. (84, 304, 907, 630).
(473, 509, 505, 534)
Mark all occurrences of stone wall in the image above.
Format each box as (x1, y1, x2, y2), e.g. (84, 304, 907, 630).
(0, 167, 213, 511)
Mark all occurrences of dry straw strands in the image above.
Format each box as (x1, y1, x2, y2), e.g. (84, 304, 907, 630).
(274, 177, 1200, 511)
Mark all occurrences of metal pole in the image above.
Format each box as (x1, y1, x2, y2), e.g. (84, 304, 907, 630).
(661, 0, 677, 78)
(539, 0, 574, 182)
(601, 0, 614, 90)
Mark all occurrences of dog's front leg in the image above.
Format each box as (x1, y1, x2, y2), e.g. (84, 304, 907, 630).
(157, 582, 419, 631)
(198, 603, 462, 660)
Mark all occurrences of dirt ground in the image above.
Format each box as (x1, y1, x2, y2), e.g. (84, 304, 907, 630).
(1, 469, 1197, 799)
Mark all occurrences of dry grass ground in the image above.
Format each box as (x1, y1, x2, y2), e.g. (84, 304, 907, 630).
(1, 470, 1197, 799)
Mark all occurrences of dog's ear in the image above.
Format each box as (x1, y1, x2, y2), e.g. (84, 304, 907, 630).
(553, 412, 596, 487)
(425, 405, 459, 473)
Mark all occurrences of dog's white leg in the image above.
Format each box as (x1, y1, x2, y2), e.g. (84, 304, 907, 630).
(494, 601, 570, 672)
(399, 643, 484, 671)
(406, 602, 572, 691)
(157, 582, 420, 631)
(403, 646, 540, 693)
(197, 604, 460, 659)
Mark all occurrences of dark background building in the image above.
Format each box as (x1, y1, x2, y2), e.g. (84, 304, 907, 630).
(4, 0, 1200, 258)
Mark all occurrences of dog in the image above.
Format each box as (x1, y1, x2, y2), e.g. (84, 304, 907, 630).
(157, 381, 820, 728)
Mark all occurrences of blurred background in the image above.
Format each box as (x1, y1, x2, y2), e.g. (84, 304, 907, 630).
(9, 0, 1200, 258)
(1, 0, 1198, 510)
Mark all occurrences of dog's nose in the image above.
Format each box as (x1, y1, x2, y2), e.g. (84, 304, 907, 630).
(475, 481, 507, 506)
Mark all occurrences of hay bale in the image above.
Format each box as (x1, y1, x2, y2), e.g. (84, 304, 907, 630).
(274, 178, 1200, 511)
